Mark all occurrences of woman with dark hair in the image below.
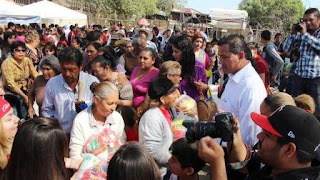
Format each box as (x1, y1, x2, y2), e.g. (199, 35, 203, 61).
(130, 47, 159, 108)
(0, 31, 15, 63)
(138, 76, 180, 178)
(171, 34, 208, 101)
(71, 37, 84, 52)
(42, 42, 56, 56)
(56, 42, 67, 57)
(108, 142, 161, 180)
(0, 117, 70, 180)
(91, 55, 133, 106)
(84, 42, 102, 73)
(124, 52, 139, 76)
(1, 41, 39, 105)
(28, 55, 61, 118)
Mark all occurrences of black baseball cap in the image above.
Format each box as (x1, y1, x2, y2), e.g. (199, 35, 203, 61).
(251, 105, 320, 155)
(148, 76, 177, 99)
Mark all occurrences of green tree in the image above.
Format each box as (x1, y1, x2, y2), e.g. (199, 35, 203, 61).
(239, 0, 305, 34)
(83, 0, 160, 20)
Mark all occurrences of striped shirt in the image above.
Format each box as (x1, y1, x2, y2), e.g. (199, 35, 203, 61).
(282, 29, 320, 79)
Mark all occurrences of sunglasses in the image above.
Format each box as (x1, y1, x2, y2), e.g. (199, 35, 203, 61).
(14, 48, 26, 52)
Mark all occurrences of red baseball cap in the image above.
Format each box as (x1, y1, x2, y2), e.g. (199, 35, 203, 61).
(251, 105, 320, 155)
(0, 98, 11, 119)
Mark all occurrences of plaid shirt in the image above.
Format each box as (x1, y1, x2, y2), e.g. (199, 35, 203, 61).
(282, 28, 320, 79)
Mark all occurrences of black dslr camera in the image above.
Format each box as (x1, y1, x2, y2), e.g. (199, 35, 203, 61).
(295, 19, 305, 32)
(183, 112, 234, 142)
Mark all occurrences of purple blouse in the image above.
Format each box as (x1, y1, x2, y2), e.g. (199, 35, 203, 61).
(179, 61, 207, 101)
(130, 66, 159, 108)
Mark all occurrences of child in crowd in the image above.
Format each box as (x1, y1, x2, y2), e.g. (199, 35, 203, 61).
(168, 138, 205, 180)
(117, 106, 138, 141)
(285, 48, 299, 95)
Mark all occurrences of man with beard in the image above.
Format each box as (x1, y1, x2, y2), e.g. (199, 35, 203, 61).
(198, 105, 320, 180)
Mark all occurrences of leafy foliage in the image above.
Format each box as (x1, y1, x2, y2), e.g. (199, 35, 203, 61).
(239, 0, 305, 34)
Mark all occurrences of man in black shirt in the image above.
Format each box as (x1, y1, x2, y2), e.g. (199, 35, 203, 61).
(199, 105, 320, 180)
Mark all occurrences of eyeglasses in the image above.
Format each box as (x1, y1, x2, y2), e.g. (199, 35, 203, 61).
(168, 74, 181, 78)
(14, 48, 26, 52)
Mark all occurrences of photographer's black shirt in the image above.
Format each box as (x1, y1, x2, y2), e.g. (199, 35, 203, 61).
(246, 152, 320, 180)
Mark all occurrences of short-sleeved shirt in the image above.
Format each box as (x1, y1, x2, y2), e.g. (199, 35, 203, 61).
(1, 57, 39, 91)
(130, 66, 159, 108)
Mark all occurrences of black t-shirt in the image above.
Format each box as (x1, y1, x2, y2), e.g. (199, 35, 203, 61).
(245, 152, 320, 180)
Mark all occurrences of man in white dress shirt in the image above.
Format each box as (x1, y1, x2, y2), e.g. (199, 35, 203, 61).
(217, 34, 267, 146)
(42, 47, 99, 133)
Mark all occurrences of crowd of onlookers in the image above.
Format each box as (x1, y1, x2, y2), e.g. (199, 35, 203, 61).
(0, 7, 320, 180)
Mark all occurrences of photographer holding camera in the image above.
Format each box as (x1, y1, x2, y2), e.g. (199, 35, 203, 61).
(198, 105, 320, 180)
(282, 8, 320, 113)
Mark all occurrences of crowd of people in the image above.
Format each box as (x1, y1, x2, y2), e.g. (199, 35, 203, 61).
(0, 7, 320, 180)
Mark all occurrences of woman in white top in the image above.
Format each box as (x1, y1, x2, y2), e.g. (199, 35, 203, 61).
(69, 81, 126, 160)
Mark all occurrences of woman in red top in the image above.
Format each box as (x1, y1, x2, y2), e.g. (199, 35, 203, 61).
(248, 42, 269, 89)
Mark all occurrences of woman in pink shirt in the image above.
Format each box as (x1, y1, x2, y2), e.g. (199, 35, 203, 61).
(130, 48, 159, 108)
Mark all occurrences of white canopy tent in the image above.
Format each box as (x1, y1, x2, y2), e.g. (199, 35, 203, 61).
(0, 0, 40, 24)
(209, 8, 248, 30)
(22, 0, 88, 26)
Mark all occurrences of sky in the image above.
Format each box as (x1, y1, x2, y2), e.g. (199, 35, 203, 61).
(186, 0, 320, 14)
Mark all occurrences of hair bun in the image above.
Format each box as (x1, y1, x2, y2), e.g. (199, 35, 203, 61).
(90, 82, 99, 93)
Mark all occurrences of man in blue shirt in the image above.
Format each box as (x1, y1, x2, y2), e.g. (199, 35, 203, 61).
(42, 47, 99, 133)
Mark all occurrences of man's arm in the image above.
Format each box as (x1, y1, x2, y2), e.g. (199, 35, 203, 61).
(266, 45, 284, 77)
(302, 33, 320, 51)
(282, 24, 302, 53)
(198, 136, 227, 180)
(299, 22, 320, 51)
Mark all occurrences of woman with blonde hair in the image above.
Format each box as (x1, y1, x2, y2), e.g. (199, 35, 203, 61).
(48, 27, 59, 46)
(260, 92, 296, 116)
(295, 94, 316, 114)
(25, 30, 42, 67)
(69, 81, 126, 160)
(0, 98, 19, 170)
(159, 60, 182, 85)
